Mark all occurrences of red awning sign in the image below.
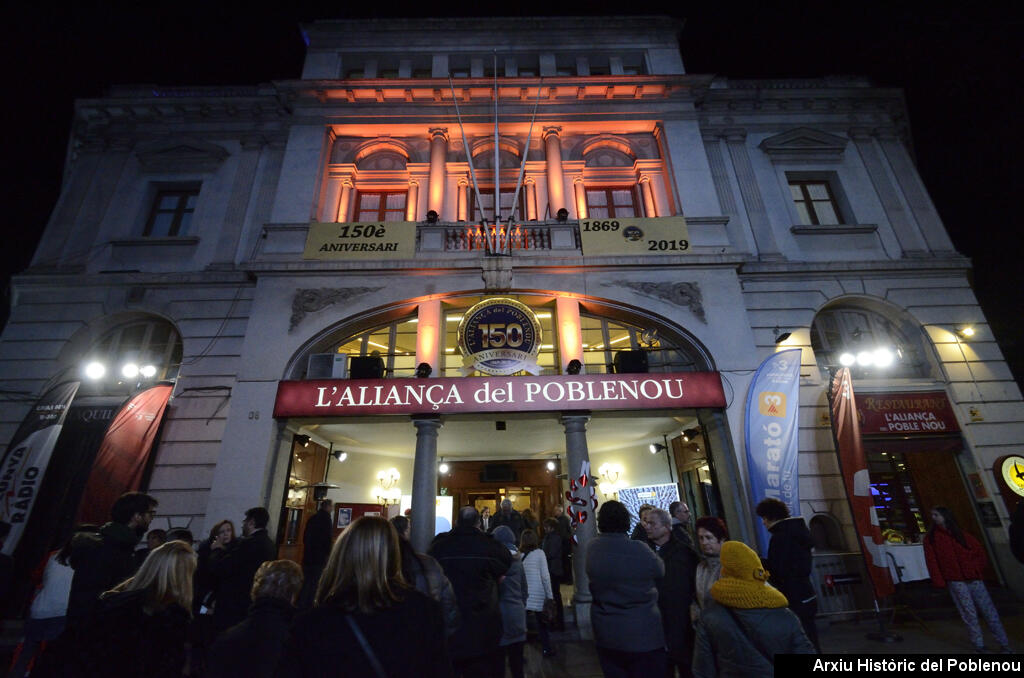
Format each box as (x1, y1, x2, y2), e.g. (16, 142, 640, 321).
(273, 372, 726, 418)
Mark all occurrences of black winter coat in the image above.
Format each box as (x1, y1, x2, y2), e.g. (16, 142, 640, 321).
(277, 589, 452, 678)
(542, 531, 564, 577)
(428, 525, 512, 659)
(34, 589, 190, 678)
(765, 517, 816, 606)
(208, 597, 294, 678)
(66, 522, 140, 620)
(489, 509, 525, 540)
(302, 509, 334, 573)
(208, 528, 277, 633)
(399, 539, 461, 637)
(653, 536, 699, 665)
(1009, 500, 1024, 565)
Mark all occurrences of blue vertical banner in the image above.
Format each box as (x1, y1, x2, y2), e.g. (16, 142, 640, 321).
(744, 349, 802, 555)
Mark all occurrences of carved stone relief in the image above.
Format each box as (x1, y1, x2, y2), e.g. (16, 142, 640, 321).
(290, 287, 383, 332)
(613, 281, 706, 324)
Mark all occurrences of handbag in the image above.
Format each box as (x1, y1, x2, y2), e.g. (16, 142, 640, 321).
(542, 597, 558, 625)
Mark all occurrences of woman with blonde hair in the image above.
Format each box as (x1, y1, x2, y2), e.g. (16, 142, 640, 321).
(280, 516, 451, 677)
(33, 540, 196, 678)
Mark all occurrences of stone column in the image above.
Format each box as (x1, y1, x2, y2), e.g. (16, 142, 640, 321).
(319, 176, 343, 223)
(337, 177, 353, 222)
(525, 178, 538, 221)
(543, 127, 566, 216)
(411, 416, 443, 552)
(561, 412, 596, 639)
(849, 127, 928, 256)
(555, 297, 583, 371)
(415, 299, 442, 375)
(573, 176, 587, 219)
(724, 129, 782, 259)
(457, 178, 468, 221)
(639, 175, 657, 217)
(406, 180, 419, 222)
(876, 128, 953, 253)
(428, 128, 448, 216)
(211, 135, 264, 267)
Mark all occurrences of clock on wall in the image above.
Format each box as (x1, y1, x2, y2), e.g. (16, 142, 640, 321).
(994, 455, 1024, 511)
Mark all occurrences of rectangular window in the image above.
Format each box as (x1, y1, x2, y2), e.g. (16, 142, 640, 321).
(469, 188, 526, 222)
(355, 191, 407, 222)
(789, 180, 842, 225)
(144, 187, 199, 237)
(585, 186, 639, 218)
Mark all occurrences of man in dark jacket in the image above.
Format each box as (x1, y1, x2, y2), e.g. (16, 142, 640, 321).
(298, 499, 333, 608)
(66, 492, 157, 621)
(646, 508, 699, 677)
(587, 500, 667, 677)
(209, 506, 278, 635)
(488, 499, 524, 540)
(669, 500, 695, 549)
(429, 506, 512, 678)
(208, 559, 302, 678)
(755, 497, 819, 651)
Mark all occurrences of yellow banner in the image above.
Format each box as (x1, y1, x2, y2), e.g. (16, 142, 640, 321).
(579, 216, 691, 257)
(304, 222, 417, 260)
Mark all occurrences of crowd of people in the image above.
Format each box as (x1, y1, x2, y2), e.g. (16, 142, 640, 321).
(2, 489, 1016, 677)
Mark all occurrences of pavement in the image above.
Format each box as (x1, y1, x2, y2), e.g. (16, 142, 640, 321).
(511, 609, 1024, 677)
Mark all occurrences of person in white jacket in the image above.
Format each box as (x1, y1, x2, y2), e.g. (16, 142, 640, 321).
(519, 529, 556, 658)
(9, 536, 77, 678)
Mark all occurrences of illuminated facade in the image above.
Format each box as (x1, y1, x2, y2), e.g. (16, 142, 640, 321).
(3, 17, 1023, 613)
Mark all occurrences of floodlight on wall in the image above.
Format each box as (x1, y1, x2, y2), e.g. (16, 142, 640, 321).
(438, 458, 450, 475)
(649, 442, 667, 455)
(556, 208, 569, 223)
(565, 359, 582, 375)
(838, 347, 894, 369)
(121, 363, 140, 378)
(773, 327, 792, 344)
(295, 434, 311, 448)
(139, 365, 157, 378)
(546, 456, 557, 471)
(426, 210, 439, 224)
(416, 362, 433, 378)
(83, 361, 106, 380)
(957, 326, 975, 339)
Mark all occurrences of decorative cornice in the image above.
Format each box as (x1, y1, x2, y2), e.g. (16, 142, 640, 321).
(759, 127, 848, 163)
(290, 287, 384, 332)
(614, 281, 706, 324)
(135, 137, 229, 173)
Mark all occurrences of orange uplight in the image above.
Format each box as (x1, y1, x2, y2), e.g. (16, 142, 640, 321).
(415, 300, 442, 370)
(556, 297, 584, 366)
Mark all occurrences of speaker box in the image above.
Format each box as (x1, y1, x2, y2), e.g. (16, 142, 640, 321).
(349, 356, 385, 379)
(479, 464, 517, 483)
(613, 350, 648, 374)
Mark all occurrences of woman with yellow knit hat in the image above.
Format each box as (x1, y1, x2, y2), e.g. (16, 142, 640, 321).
(692, 541, 815, 677)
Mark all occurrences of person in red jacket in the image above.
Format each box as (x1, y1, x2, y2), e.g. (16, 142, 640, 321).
(923, 506, 1011, 653)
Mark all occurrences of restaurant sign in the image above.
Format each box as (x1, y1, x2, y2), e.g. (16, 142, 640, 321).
(855, 391, 960, 435)
(273, 372, 726, 418)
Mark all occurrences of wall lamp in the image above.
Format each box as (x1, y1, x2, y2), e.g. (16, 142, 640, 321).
(556, 208, 569, 223)
(332, 449, 347, 462)
(957, 326, 975, 339)
(681, 428, 701, 442)
(377, 467, 400, 490)
(649, 442, 667, 455)
(546, 455, 558, 471)
(565, 359, 582, 375)
(426, 210, 439, 224)
(416, 362, 433, 378)
(773, 327, 792, 344)
(438, 457, 450, 474)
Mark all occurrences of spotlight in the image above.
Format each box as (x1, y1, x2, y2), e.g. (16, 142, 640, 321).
(649, 443, 667, 454)
(856, 351, 874, 367)
(682, 428, 701, 442)
(121, 363, 139, 378)
(416, 362, 433, 378)
(333, 449, 347, 462)
(958, 326, 975, 339)
(426, 210, 439, 224)
(295, 434, 311, 448)
(839, 352, 856, 367)
(873, 348, 894, 367)
(546, 460, 556, 471)
(773, 327, 792, 344)
(438, 462, 449, 474)
(556, 208, 569, 223)
(84, 361, 106, 380)
(566, 359, 582, 375)
(139, 365, 157, 378)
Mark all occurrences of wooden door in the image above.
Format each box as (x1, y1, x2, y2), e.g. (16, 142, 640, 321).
(903, 450, 997, 581)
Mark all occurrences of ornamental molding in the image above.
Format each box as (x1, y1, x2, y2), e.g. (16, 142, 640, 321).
(290, 287, 384, 332)
(135, 137, 229, 173)
(759, 127, 848, 163)
(614, 281, 706, 324)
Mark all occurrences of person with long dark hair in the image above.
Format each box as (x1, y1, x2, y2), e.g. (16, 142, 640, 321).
(923, 506, 1011, 653)
(279, 516, 451, 677)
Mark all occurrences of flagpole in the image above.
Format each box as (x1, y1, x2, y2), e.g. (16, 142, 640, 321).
(492, 51, 500, 253)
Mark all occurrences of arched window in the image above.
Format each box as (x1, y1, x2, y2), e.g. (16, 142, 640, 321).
(810, 305, 928, 378)
(580, 315, 700, 374)
(86, 317, 183, 384)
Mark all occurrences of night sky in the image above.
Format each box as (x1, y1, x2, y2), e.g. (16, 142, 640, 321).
(4, 4, 1021, 385)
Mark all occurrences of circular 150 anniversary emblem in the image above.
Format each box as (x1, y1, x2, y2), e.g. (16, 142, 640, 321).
(457, 298, 542, 376)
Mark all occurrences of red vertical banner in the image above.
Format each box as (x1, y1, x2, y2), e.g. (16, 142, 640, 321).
(76, 385, 173, 525)
(828, 368, 894, 599)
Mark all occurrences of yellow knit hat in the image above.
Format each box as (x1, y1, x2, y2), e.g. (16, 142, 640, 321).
(710, 541, 789, 609)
